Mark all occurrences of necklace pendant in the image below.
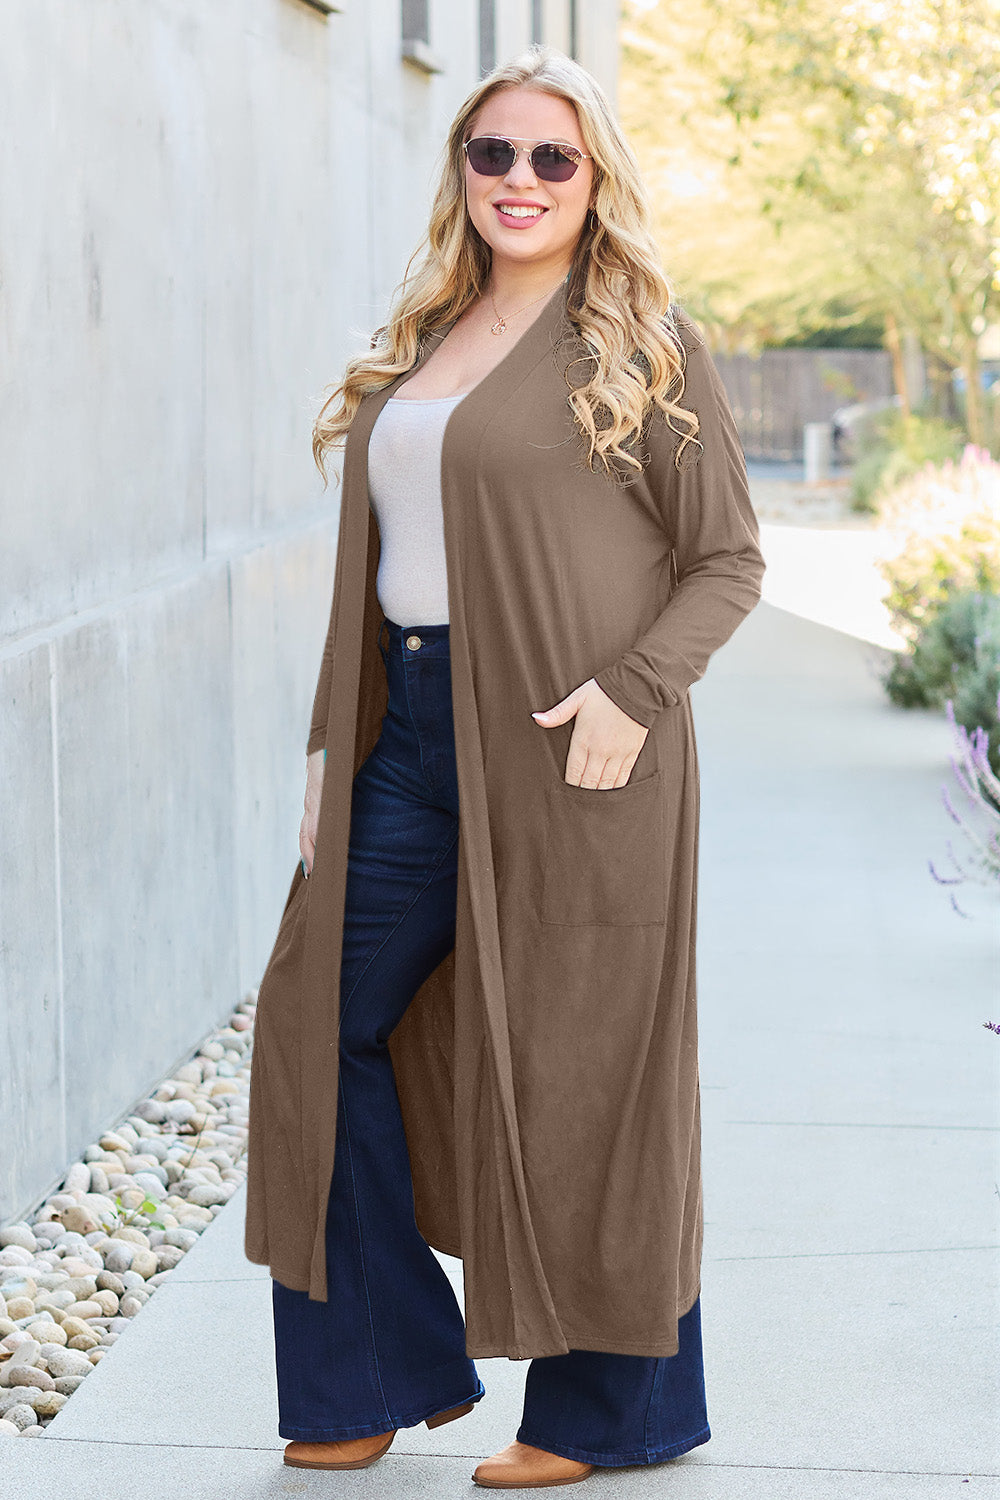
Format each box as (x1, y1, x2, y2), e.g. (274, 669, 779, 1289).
(490, 316, 507, 335)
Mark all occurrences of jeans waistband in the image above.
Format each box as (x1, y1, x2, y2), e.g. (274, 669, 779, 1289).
(379, 616, 450, 660)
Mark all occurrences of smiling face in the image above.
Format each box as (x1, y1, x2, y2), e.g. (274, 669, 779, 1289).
(463, 85, 596, 280)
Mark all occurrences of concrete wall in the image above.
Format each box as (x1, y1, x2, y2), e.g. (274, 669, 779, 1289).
(0, 0, 618, 1224)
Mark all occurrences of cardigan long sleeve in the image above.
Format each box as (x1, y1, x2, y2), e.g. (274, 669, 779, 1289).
(591, 322, 766, 730)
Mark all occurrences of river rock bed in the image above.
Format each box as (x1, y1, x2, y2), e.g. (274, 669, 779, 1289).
(0, 992, 257, 1437)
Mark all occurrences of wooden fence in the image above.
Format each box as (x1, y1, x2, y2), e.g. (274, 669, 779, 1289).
(711, 348, 894, 461)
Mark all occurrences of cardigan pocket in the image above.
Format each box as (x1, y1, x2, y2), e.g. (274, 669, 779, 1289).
(540, 770, 666, 926)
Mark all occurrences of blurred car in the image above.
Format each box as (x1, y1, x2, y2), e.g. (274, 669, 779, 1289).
(950, 361, 1000, 396)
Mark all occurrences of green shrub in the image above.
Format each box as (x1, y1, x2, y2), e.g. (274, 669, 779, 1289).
(851, 408, 965, 512)
(884, 589, 1000, 709)
(884, 589, 1000, 757)
(874, 446, 1000, 643)
(952, 633, 1000, 777)
(875, 447, 1000, 775)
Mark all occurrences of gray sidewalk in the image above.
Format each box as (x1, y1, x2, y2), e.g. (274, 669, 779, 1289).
(6, 595, 999, 1498)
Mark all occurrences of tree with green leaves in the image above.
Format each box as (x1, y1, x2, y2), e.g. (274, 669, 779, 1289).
(621, 0, 1000, 444)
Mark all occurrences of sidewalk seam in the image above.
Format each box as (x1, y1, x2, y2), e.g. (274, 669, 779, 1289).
(36, 1437, 999, 1476)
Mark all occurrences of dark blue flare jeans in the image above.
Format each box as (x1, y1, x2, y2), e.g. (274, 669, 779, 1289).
(270, 616, 711, 1468)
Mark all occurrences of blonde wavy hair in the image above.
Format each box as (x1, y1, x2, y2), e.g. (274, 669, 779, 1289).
(312, 44, 700, 486)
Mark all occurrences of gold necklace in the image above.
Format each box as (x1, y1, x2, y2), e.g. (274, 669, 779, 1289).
(488, 275, 567, 335)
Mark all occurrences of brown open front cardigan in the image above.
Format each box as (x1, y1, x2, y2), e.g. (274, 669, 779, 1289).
(244, 281, 765, 1359)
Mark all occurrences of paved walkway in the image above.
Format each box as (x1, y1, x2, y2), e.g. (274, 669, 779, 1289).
(6, 513, 999, 1497)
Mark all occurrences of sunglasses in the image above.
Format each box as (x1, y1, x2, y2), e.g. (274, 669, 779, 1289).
(463, 135, 591, 183)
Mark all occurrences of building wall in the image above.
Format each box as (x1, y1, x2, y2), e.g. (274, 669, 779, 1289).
(0, 0, 619, 1224)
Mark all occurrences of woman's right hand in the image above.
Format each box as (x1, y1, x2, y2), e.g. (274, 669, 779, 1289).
(299, 749, 326, 876)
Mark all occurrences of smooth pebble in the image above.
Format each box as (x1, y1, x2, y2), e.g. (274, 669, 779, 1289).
(57, 1206, 104, 1236)
(0, 1226, 37, 1254)
(163, 1228, 198, 1252)
(32, 1392, 67, 1417)
(164, 1099, 197, 1124)
(127, 1249, 158, 1279)
(2, 1404, 39, 1431)
(88, 1165, 111, 1194)
(61, 1315, 100, 1339)
(43, 1348, 92, 1379)
(102, 1244, 133, 1274)
(63, 1300, 102, 1321)
(134, 1099, 168, 1124)
(6, 1367, 55, 1392)
(22, 1321, 64, 1346)
(7, 1340, 40, 1368)
(186, 1184, 233, 1208)
(110, 1227, 150, 1248)
(60, 1276, 97, 1300)
(61, 1163, 91, 1195)
(132, 1172, 168, 1199)
(54, 1375, 87, 1394)
(0, 1248, 33, 1269)
(99, 1133, 131, 1153)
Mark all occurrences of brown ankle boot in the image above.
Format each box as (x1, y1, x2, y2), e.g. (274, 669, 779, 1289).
(473, 1439, 594, 1488)
(283, 1398, 476, 1470)
(284, 1430, 396, 1469)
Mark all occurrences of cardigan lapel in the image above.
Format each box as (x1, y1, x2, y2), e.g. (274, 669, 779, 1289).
(348, 275, 574, 491)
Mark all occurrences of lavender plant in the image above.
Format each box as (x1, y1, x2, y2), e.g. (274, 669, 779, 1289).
(929, 691, 1000, 922)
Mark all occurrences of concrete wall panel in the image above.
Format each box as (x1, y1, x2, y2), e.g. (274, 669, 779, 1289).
(0, 4, 209, 640)
(245, 24, 338, 533)
(495, 0, 532, 70)
(52, 615, 135, 1155)
(576, 3, 619, 110)
(0, 647, 63, 1217)
(541, 0, 572, 54)
(122, 572, 239, 1077)
(201, 24, 258, 550)
(230, 524, 338, 991)
(52, 575, 239, 1161)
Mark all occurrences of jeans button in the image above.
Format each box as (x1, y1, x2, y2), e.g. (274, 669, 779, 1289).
(406, 634, 423, 651)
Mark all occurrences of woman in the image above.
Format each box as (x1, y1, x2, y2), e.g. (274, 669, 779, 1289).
(245, 44, 765, 1490)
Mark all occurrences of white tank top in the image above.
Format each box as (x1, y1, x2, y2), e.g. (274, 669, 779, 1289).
(367, 393, 467, 626)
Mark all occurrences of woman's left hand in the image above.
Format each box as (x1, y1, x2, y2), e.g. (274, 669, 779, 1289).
(532, 679, 650, 788)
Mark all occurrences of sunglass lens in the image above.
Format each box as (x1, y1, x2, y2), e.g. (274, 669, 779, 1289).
(531, 144, 580, 181)
(466, 137, 516, 175)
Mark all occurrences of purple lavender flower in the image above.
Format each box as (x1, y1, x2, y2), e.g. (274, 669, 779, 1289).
(931, 691, 1000, 920)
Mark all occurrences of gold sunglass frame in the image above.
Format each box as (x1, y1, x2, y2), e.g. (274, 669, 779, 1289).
(462, 134, 592, 178)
